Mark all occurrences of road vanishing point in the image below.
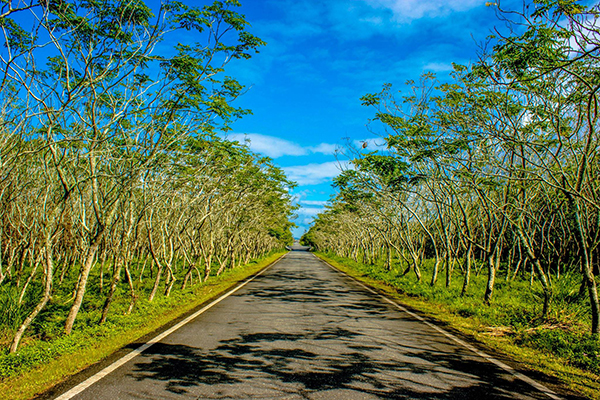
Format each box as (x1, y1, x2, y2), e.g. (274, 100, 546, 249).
(46, 246, 570, 400)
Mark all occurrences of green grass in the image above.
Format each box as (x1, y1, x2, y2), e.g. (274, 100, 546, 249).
(0, 251, 286, 400)
(315, 251, 600, 400)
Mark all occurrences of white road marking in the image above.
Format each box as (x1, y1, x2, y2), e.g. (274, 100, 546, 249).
(53, 254, 286, 400)
(318, 255, 564, 400)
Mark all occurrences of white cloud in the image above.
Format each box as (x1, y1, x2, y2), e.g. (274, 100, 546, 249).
(301, 217, 316, 225)
(309, 142, 339, 155)
(228, 133, 307, 158)
(299, 200, 328, 206)
(290, 190, 317, 204)
(361, 0, 481, 22)
(228, 133, 339, 159)
(291, 216, 317, 228)
(423, 62, 454, 72)
(296, 206, 325, 216)
(284, 161, 350, 186)
(292, 210, 323, 229)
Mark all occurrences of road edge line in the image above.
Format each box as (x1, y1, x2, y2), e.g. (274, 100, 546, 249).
(315, 254, 563, 400)
(52, 252, 287, 400)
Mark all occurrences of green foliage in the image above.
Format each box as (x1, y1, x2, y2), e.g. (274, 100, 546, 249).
(0, 288, 26, 331)
(517, 329, 600, 372)
(354, 154, 411, 190)
(0, 16, 31, 52)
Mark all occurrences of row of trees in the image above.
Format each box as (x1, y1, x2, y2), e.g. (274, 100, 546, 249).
(0, 0, 294, 352)
(304, 0, 600, 334)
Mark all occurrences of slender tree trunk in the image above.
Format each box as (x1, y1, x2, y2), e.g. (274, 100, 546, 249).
(216, 257, 227, 276)
(204, 253, 212, 282)
(59, 254, 70, 286)
(99, 259, 123, 324)
(445, 252, 452, 288)
(124, 263, 136, 314)
(510, 241, 523, 281)
(0, 226, 4, 286)
(15, 246, 29, 288)
(530, 257, 535, 287)
(99, 257, 105, 294)
(430, 257, 440, 286)
(65, 232, 103, 335)
(18, 259, 40, 304)
(461, 242, 472, 296)
(484, 251, 496, 304)
(164, 265, 176, 297)
(182, 258, 200, 290)
(138, 253, 149, 283)
(413, 253, 422, 282)
(385, 244, 392, 271)
(148, 260, 163, 302)
(445, 234, 453, 288)
(505, 245, 514, 282)
(147, 229, 165, 302)
(11, 243, 53, 353)
(517, 226, 552, 319)
(574, 207, 600, 334)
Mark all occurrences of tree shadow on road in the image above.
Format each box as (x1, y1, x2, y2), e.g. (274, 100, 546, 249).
(127, 323, 565, 399)
(240, 267, 399, 321)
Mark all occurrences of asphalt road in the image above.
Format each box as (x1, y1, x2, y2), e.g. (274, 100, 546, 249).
(52, 247, 564, 400)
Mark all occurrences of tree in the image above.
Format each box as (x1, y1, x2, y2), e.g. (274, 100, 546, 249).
(1, 0, 298, 354)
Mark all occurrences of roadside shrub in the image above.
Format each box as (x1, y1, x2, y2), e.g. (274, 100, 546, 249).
(517, 329, 600, 373)
(0, 287, 26, 331)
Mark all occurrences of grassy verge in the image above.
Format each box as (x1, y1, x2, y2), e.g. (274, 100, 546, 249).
(0, 251, 286, 400)
(315, 251, 600, 400)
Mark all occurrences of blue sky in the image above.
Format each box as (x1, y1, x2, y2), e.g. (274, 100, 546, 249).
(219, 0, 518, 237)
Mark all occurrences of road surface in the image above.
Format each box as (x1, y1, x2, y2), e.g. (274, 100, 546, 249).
(50, 247, 566, 399)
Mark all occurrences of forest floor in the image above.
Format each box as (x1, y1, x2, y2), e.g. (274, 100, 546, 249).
(0, 251, 286, 400)
(315, 251, 600, 400)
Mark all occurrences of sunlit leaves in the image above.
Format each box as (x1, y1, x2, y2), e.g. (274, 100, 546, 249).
(0, 16, 31, 52)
